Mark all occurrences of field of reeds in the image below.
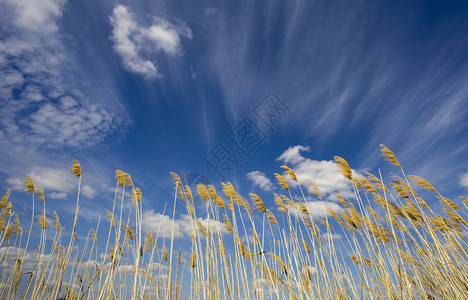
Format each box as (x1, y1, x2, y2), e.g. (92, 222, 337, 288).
(1, 145, 468, 299)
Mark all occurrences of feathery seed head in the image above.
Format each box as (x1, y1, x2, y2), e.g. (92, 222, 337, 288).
(459, 196, 468, 206)
(327, 206, 343, 224)
(4, 224, 12, 239)
(281, 194, 295, 209)
(4, 202, 12, 216)
(184, 185, 193, 200)
(307, 180, 322, 200)
(274, 193, 287, 215)
(223, 214, 234, 234)
(123, 224, 134, 240)
(115, 170, 126, 187)
(390, 183, 409, 199)
(380, 144, 401, 168)
(302, 239, 311, 253)
(208, 184, 218, 201)
(335, 193, 348, 208)
(187, 202, 196, 216)
(131, 188, 141, 207)
(281, 165, 298, 182)
(196, 184, 209, 201)
(266, 209, 278, 225)
(214, 195, 226, 209)
(408, 175, 437, 192)
(124, 173, 133, 186)
(250, 193, 266, 212)
(36, 184, 45, 201)
(190, 250, 196, 268)
(267, 253, 288, 275)
(70, 159, 82, 177)
(196, 219, 208, 238)
(0, 189, 10, 209)
(53, 211, 61, 230)
(334, 156, 352, 180)
(106, 210, 116, 228)
(274, 173, 290, 190)
(350, 255, 361, 264)
(436, 196, 460, 210)
(298, 201, 309, 215)
(148, 230, 155, 246)
(13, 215, 20, 234)
(170, 172, 182, 187)
(135, 187, 142, 201)
(90, 228, 97, 243)
(163, 245, 168, 262)
(25, 175, 35, 193)
(221, 182, 233, 199)
(39, 211, 47, 230)
(444, 209, 468, 225)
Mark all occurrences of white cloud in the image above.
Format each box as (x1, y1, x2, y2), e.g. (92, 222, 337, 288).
(29, 167, 76, 192)
(5, 166, 98, 201)
(110, 4, 191, 78)
(301, 265, 317, 277)
(82, 185, 96, 199)
(277, 146, 359, 200)
(3, 0, 66, 32)
(322, 232, 342, 241)
(142, 210, 227, 238)
(288, 201, 343, 219)
(49, 192, 68, 199)
(246, 171, 274, 191)
(277, 145, 311, 165)
(0, 246, 65, 272)
(5, 177, 23, 191)
(460, 172, 468, 189)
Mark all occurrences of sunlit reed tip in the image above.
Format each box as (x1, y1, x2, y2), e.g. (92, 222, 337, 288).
(0, 189, 10, 209)
(380, 144, 401, 168)
(274, 173, 290, 190)
(39, 211, 47, 230)
(250, 193, 266, 212)
(281, 165, 298, 182)
(334, 156, 352, 180)
(25, 174, 34, 194)
(70, 159, 82, 177)
(408, 175, 437, 192)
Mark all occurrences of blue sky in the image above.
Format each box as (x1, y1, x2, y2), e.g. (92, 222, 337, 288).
(1, 0, 468, 245)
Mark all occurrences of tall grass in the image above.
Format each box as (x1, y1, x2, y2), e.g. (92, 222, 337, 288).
(1, 145, 468, 299)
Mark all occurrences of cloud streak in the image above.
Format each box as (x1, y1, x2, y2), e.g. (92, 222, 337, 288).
(202, 1, 468, 191)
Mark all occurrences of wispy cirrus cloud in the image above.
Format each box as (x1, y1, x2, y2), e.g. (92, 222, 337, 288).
(110, 4, 192, 78)
(203, 1, 468, 192)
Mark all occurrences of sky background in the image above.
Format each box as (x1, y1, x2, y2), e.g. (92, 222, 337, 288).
(1, 0, 468, 243)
